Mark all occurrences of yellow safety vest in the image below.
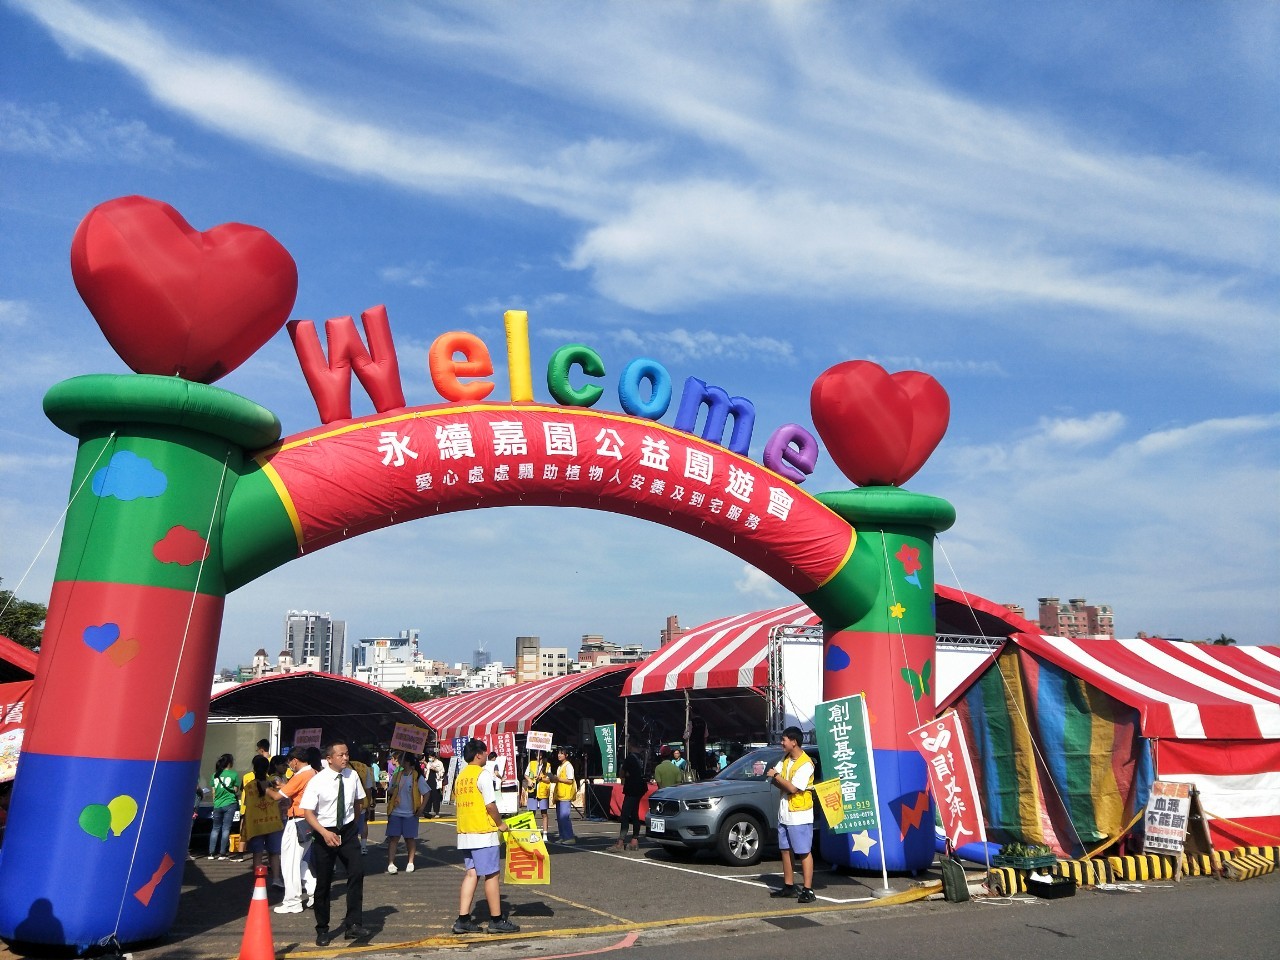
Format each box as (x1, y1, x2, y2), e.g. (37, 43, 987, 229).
(454, 764, 494, 834)
(555, 761, 576, 802)
(782, 755, 814, 812)
(527, 760, 552, 801)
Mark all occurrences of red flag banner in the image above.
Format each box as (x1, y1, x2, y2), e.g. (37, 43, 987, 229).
(909, 711, 986, 849)
(0, 680, 34, 782)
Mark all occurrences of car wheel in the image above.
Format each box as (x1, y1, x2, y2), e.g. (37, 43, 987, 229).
(716, 812, 764, 866)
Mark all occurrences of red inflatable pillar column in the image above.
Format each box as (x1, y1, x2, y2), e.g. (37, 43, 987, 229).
(815, 487, 955, 873)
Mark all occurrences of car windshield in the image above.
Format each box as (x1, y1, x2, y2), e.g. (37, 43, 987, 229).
(716, 748, 787, 782)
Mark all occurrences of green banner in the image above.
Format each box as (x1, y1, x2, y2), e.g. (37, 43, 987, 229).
(814, 694, 880, 835)
(594, 723, 617, 783)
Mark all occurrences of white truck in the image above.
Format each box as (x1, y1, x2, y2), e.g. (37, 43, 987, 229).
(192, 715, 282, 849)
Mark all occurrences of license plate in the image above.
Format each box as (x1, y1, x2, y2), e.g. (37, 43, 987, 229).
(649, 817, 665, 833)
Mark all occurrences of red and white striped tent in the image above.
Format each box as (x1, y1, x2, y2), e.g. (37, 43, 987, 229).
(1014, 635, 1280, 741)
(415, 664, 633, 741)
(622, 603, 820, 697)
(942, 634, 1280, 850)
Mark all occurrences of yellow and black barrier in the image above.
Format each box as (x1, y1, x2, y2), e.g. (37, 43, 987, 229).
(1180, 850, 1228, 876)
(1055, 858, 1110, 886)
(1233, 845, 1280, 865)
(987, 866, 1026, 896)
(1223, 851, 1275, 881)
(1105, 853, 1177, 881)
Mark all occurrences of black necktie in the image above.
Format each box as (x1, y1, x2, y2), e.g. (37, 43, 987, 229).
(335, 773, 346, 830)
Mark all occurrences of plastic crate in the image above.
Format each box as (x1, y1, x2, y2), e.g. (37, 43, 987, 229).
(1026, 876, 1076, 899)
(992, 853, 1058, 870)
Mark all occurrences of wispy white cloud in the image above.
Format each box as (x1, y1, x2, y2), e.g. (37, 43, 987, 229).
(734, 564, 787, 600)
(0, 100, 185, 166)
(0, 299, 31, 328)
(537, 325, 795, 365)
(378, 263, 436, 289)
(10, 0, 1276, 377)
(937, 411, 1280, 641)
(864, 355, 1008, 377)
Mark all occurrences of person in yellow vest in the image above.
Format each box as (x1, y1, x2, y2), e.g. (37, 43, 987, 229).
(551, 746, 576, 844)
(524, 751, 553, 835)
(453, 738, 520, 935)
(240, 754, 286, 886)
(765, 726, 816, 903)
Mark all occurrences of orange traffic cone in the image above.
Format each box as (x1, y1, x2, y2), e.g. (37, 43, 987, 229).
(238, 864, 275, 960)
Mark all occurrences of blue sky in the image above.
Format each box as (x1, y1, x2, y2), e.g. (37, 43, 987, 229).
(2, 0, 1276, 670)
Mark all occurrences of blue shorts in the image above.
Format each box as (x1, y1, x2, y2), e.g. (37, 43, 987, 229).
(387, 812, 419, 839)
(778, 822, 813, 856)
(247, 831, 283, 855)
(463, 844, 501, 877)
(527, 797, 548, 812)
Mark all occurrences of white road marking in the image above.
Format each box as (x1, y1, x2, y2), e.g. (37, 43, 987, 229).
(594, 849, 875, 904)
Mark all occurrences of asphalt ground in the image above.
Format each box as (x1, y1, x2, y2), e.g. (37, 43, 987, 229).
(3, 811, 1273, 960)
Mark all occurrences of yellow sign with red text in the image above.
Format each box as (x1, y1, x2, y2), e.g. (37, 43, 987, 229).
(812, 777, 846, 830)
(502, 812, 550, 885)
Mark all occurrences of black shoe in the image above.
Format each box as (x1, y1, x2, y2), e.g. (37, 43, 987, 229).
(770, 884, 798, 898)
(452, 918, 484, 934)
(487, 917, 521, 934)
(344, 924, 370, 940)
(797, 887, 816, 904)
(315, 929, 333, 946)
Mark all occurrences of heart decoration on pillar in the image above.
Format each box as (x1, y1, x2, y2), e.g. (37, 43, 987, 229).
(70, 195, 298, 384)
(810, 360, 950, 487)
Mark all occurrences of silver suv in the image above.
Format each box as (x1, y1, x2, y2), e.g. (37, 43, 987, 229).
(645, 746, 821, 866)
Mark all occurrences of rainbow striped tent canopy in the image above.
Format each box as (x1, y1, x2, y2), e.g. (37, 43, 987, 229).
(941, 635, 1280, 856)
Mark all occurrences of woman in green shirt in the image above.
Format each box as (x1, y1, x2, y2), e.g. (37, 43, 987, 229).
(208, 753, 241, 859)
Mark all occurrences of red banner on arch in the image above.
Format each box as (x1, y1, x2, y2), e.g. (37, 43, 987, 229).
(260, 404, 854, 594)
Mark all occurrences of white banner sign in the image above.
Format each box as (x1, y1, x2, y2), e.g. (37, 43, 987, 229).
(1143, 780, 1194, 855)
(526, 730, 554, 753)
(293, 727, 323, 749)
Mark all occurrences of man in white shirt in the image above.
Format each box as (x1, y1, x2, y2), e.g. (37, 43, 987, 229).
(299, 741, 367, 946)
(765, 726, 816, 904)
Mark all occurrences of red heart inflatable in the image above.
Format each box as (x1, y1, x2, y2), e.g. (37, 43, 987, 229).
(70, 196, 297, 383)
(810, 361, 949, 487)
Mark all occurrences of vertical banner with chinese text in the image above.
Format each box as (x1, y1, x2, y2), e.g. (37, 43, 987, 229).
(1143, 781, 1194, 856)
(595, 723, 617, 783)
(909, 712, 987, 850)
(494, 731, 518, 787)
(814, 695, 880, 836)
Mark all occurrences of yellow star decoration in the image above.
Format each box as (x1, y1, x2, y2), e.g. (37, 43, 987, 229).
(851, 830, 877, 854)
(889, 602, 906, 619)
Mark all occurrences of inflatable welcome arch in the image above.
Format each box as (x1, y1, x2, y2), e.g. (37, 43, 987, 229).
(0, 197, 955, 950)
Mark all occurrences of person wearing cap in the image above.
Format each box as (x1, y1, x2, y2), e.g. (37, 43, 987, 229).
(653, 750, 686, 789)
(452, 738, 520, 935)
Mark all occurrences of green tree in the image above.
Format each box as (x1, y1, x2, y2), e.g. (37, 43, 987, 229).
(391, 684, 446, 703)
(1208, 634, 1236, 646)
(392, 685, 431, 702)
(0, 578, 47, 651)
